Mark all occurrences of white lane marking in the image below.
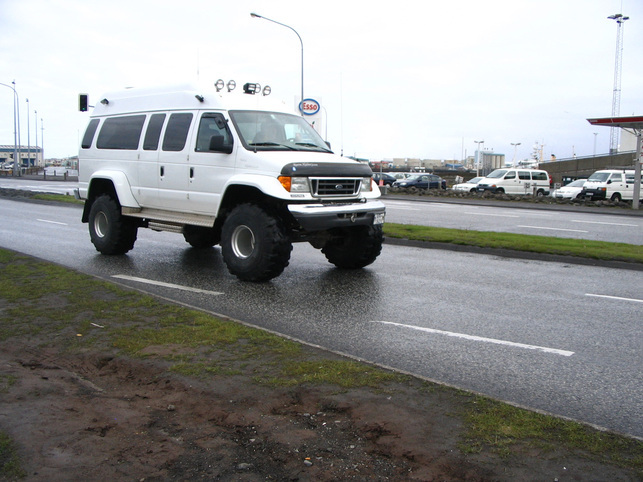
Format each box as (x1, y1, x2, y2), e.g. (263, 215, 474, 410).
(586, 293, 643, 304)
(464, 212, 519, 218)
(370, 320, 574, 356)
(112, 275, 223, 295)
(517, 225, 588, 233)
(37, 219, 67, 225)
(572, 220, 639, 227)
(386, 206, 420, 211)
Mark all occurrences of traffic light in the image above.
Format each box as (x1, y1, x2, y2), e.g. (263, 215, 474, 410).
(79, 94, 88, 112)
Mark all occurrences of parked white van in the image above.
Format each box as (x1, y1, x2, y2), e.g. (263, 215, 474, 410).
(476, 168, 551, 196)
(76, 82, 385, 281)
(580, 169, 643, 202)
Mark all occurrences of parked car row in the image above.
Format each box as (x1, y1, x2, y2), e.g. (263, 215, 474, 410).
(392, 174, 447, 190)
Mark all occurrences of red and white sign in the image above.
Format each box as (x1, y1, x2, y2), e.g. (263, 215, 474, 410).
(299, 98, 320, 116)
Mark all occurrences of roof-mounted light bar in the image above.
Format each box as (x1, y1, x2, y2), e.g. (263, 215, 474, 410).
(214, 79, 271, 96)
(215, 79, 239, 93)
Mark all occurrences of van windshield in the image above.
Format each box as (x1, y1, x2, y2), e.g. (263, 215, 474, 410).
(486, 169, 507, 179)
(229, 111, 331, 153)
(587, 172, 610, 182)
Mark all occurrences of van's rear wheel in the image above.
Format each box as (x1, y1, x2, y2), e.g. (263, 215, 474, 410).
(183, 225, 219, 248)
(322, 225, 383, 269)
(88, 194, 138, 255)
(221, 204, 292, 282)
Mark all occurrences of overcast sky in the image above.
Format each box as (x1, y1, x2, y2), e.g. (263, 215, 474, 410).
(1, 0, 642, 163)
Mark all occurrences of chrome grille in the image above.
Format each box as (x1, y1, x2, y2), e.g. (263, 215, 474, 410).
(310, 178, 361, 197)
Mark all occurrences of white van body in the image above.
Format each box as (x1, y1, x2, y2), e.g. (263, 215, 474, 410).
(581, 169, 643, 202)
(476, 168, 551, 196)
(77, 83, 385, 281)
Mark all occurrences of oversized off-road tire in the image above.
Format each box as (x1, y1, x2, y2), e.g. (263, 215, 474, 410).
(183, 225, 219, 248)
(221, 204, 292, 282)
(88, 194, 138, 255)
(322, 225, 383, 269)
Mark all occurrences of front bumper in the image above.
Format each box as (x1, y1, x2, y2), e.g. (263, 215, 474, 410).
(581, 188, 606, 200)
(288, 200, 386, 231)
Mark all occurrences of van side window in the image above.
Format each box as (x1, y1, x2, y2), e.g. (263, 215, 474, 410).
(162, 113, 193, 151)
(97, 115, 146, 150)
(611, 173, 622, 182)
(143, 113, 166, 151)
(518, 171, 530, 180)
(195, 113, 233, 152)
(505, 171, 516, 179)
(532, 172, 547, 181)
(81, 119, 100, 149)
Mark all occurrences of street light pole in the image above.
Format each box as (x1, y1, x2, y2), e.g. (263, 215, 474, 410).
(474, 140, 484, 176)
(510, 142, 521, 166)
(26, 98, 31, 168)
(34, 110, 38, 167)
(251, 13, 304, 115)
(0, 81, 20, 176)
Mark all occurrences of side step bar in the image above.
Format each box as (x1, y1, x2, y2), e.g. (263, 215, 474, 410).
(122, 207, 216, 229)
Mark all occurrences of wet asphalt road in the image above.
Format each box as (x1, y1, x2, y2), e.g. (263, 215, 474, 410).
(0, 196, 641, 439)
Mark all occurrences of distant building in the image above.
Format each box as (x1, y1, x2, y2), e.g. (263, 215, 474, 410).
(475, 150, 505, 175)
(0, 145, 43, 167)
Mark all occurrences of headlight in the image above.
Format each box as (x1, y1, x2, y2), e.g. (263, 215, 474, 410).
(278, 176, 310, 193)
(360, 177, 373, 192)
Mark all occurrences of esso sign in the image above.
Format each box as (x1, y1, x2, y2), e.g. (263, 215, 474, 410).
(299, 98, 320, 116)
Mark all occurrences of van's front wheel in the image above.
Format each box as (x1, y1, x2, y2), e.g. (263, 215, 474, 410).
(221, 204, 292, 282)
(88, 194, 138, 255)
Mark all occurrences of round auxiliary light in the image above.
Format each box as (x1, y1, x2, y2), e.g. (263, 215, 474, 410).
(227, 80, 236, 92)
(262, 85, 271, 96)
(215, 79, 225, 92)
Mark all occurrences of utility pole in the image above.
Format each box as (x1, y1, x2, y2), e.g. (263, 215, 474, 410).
(608, 13, 629, 154)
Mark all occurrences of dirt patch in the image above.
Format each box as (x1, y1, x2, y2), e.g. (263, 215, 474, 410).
(0, 341, 638, 481)
(0, 248, 640, 481)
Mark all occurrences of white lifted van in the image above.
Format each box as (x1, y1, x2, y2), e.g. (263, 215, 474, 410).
(77, 82, 385, 281)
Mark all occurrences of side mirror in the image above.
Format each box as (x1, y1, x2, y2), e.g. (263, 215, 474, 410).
(209, 135, 233, 154)
(607, 179, 612, 184)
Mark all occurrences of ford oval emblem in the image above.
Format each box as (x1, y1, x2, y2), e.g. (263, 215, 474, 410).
(299, 98, 320, 116)
(335, 184, 344, 190)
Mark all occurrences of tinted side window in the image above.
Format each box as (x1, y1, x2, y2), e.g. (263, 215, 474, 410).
(611, 173, 622, 182)
(195, 113, 233, 152)
(518, 171, 531, 180)
(505, 171, 516, 179)
(143, 114, 166, 151)
(162, 113, 193, 151)
(96, 115, 146, 150)
(81, 119, 100, 149)
(532, 172, 547, 181)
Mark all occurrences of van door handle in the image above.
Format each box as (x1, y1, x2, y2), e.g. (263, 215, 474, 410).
(160, 166, 165, 177)
(190, 167, 194, 178)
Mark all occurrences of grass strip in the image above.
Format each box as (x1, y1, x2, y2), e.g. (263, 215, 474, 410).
(0, 431, 26, 479)
(0, 247, 641, 476)
(32, 193, 83, 204)
(383, 223, 643, 263)
(460, 396, 643, 470)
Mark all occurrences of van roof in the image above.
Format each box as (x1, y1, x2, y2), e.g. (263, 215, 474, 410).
(90, 83, 296, 117)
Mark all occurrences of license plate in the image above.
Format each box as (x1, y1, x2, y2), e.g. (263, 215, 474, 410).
(373, 213, 385, 225)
